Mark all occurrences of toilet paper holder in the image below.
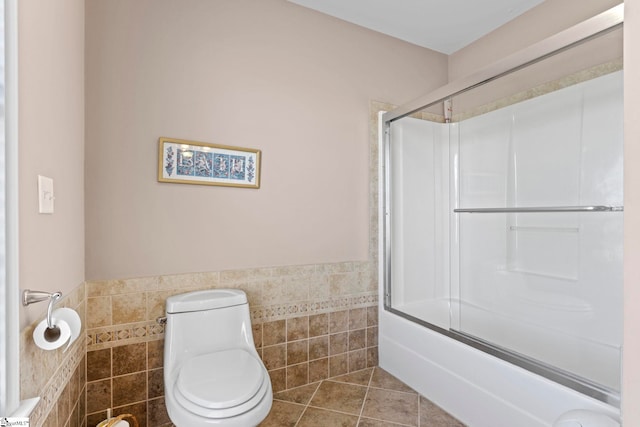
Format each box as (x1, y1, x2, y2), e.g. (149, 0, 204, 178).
(22, 289, 62, 328)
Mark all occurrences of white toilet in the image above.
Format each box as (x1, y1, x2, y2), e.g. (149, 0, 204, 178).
(164, 289, 272, 426)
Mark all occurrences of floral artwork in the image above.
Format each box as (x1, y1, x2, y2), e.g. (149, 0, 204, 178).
(158, 137, 261, 188)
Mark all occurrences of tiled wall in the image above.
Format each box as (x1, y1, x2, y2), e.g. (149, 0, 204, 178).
(84, 261, 377, 427)
(85, 340, 167, 427)
(255, 306, 378, 392)
(20, 283, 87, 427)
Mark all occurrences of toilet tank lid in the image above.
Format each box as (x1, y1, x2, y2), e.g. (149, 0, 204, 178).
(166, 289, 247, 314)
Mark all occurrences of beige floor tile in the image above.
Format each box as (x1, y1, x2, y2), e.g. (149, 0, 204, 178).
(297, 407, 359, 427)
(369, 367, 418, 394)
(358, 418, 411, 426)
(259, 367, 463, 427)
(330, 367, 374, 386)
(259, 400, 305, 427)
(274, 382, 321, 405)
(309, 380, 368, 415)
(362, 388, 419, 426)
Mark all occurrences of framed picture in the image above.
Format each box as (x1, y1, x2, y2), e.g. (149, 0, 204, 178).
(158, 137, 261, 188)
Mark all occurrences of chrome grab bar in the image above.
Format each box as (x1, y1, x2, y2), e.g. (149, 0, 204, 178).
(454, 205, 624, 214)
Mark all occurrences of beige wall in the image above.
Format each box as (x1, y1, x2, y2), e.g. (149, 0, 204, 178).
(18, 0, 85, 328)
(17, 1, 87, 426)
(624, 0, 640, 424)
(448, 0, 622, 81)
(84, 0, 448, 281)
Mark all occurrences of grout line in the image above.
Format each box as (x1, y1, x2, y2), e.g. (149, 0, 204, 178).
(355, 367, 376, 424)
(367, 385, 420, 396)
(294, 382, 323, 426)
(305, 404, 364, 417)
(418, 391, 421, 427)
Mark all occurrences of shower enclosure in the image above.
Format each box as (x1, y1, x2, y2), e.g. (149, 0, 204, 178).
(379, 5, 623, 426)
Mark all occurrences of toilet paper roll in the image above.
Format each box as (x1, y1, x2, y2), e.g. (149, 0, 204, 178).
(51, 307, 81, 352)
(33, 318, 71, 350)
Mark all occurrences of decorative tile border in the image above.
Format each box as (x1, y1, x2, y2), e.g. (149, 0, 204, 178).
(86, 291, 378, 351)
(256, 292, 378, 322)
(86, 320, 166, 350)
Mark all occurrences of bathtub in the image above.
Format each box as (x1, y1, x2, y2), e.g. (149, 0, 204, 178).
(378, 301, 620, 426)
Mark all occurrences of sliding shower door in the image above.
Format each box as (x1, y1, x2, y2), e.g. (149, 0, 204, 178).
(451, 71, 623, 393)
(384, 66, 623, 402)
(386, 109, 450, 330)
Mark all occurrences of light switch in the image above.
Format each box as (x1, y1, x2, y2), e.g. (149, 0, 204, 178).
(38, 175, 54, 214)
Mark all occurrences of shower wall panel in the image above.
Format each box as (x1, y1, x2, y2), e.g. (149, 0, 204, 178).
(454, 71, 623, 391)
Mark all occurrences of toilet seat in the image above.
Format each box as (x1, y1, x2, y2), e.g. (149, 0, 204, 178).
(174, 348, 269, 418)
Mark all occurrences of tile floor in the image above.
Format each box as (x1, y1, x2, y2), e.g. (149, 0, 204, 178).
(259, 367, 465, 427)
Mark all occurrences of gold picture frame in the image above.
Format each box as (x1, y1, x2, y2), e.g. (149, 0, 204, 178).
(158, 137, 261, 189)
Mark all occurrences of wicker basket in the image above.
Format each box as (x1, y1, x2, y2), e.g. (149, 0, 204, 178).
(103, 414, 139, 427)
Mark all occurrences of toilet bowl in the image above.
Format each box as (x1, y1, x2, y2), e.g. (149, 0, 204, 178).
(164, 289, 272, 426)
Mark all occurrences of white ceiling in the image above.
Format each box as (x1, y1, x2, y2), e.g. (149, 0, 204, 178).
(288, 0, 545, 54)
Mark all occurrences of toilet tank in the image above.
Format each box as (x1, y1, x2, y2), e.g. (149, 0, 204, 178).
(164, 289, 257, 369)
(166, 289, 248, 313)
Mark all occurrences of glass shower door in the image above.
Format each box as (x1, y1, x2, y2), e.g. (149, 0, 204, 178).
(450, 70, 624, 393)
(387, 108, 450, 330)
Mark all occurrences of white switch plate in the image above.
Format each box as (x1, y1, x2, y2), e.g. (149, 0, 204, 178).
(38, 175, 54, 214)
